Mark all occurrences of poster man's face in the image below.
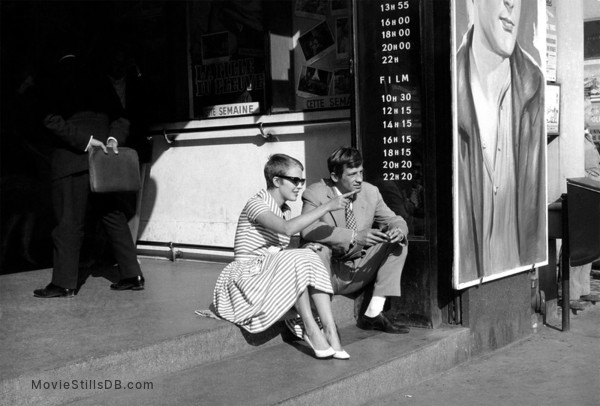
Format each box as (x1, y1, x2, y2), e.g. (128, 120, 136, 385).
(475, 0, 521, 58)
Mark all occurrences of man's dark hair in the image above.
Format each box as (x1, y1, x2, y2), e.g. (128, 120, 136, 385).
(264, 154, 304, 189)
(327, 146, 362, 177)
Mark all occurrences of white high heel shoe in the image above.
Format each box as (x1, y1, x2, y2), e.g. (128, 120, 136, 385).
(303, 334, 335, 359)
(333, 349, 350, 360)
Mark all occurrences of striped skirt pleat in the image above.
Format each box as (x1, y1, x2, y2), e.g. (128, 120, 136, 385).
(213, 248, 333, 333)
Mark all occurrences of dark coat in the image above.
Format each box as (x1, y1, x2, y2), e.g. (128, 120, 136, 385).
(42, 55, 129, 180)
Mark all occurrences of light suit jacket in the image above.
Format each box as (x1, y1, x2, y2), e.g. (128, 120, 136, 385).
(301, 179, 408, 260)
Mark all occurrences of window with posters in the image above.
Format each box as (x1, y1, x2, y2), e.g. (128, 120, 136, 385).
(188, 1, 267, 119)
(188, 0, 352, 119)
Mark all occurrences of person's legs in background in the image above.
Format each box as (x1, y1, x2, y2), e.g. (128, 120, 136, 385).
(34, 172, 89, 297)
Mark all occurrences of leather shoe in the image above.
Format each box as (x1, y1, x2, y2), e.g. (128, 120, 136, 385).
(580, 294, 600, 302)
(569, 300, 585, 311)
(34, 283, 76, 298)
(357, 312, 410, 334)
(110, 275, 145, 291)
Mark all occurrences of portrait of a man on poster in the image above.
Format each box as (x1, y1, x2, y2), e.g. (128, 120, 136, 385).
(452, 0, 547, 289)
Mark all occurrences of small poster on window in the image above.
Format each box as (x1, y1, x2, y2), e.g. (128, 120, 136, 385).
(189, 1, 267, 118)
(297, 65, 332, 98)
(295, 0, 327, 20)
(333, 68, 351, 95)
(298, 21, 335, 64)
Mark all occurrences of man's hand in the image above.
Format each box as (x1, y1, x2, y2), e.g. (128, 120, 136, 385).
(107, 138, 119, 154)
(385, 227, 406, 245)
(355, 228, 388, 247)
(88, 138, 108, 154)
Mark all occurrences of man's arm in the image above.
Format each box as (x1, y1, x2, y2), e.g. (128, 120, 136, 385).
(300, 186, 354, 253)
(43, 114, 94, 151)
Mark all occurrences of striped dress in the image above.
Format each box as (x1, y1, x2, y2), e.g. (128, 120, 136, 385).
(213, 189, 333, 333)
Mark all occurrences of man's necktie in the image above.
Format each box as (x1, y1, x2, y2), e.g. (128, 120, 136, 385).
(345, 204, 358, 231)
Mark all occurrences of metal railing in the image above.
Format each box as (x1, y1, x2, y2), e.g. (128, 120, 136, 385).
(146, 115, 351, 144)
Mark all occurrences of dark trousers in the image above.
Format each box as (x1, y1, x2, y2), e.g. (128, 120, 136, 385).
(51, 171, 142, 289)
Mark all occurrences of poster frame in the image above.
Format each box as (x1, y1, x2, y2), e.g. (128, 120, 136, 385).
(451, 0, 548, 290)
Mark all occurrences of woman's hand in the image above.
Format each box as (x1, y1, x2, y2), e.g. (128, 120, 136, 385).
(326, 190, 358, 212)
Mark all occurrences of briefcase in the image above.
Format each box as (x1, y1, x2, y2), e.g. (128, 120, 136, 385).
(88, 147, 141, 193)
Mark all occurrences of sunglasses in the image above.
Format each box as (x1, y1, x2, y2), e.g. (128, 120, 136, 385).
(276, 175, 306, 187)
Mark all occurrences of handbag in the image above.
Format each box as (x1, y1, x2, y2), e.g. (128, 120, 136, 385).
(88, 147, 141, 193)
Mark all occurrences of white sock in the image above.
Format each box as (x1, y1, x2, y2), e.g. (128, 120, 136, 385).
(364, 296, 386, 318)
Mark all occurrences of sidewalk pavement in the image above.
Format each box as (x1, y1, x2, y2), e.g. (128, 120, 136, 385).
(3, 258, 598, 405)
(371, 274, 600, 406)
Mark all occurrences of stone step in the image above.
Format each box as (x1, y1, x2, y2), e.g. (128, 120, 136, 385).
(68, 324, 470, 406)
(0, 258, 355, 406)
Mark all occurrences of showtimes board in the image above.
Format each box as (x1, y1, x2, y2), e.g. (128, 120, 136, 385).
(353, 0, 425, 237)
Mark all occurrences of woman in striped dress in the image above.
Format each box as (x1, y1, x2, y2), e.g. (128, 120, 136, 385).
(213, 154, 355, 359)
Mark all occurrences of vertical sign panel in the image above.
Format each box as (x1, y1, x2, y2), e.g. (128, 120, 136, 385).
(353, 0, 425, 237)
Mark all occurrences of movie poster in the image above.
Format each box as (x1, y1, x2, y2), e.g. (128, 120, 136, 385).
(189, 1, 266, 118)
(452, 0, 548, 289)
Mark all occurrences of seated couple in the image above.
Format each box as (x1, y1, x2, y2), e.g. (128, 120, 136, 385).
(212, 147, 409, 360)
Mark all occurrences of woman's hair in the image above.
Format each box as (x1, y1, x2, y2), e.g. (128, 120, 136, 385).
(327, 146, 363, 177)
(264, 154, 304, 189)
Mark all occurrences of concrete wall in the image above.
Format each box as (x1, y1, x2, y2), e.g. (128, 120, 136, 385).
(138, 111, 351, 247)
(462, 272, 532, 355)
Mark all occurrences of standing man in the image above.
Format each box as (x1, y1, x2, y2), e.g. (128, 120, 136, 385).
(456, 0, 545, 281)
(568, 95, 600, 310)
(33, 40, 144, 298)
(301, 147, 410, 334)
(584, 96, 600, 183)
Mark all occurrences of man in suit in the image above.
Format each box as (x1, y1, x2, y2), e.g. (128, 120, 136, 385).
(33, 43, 144, 298)
(301, 147, 410, 333)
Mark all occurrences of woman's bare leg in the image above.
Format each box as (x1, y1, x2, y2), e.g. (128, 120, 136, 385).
(310, 288, 343, 351)
(295, 288, 330, 350)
